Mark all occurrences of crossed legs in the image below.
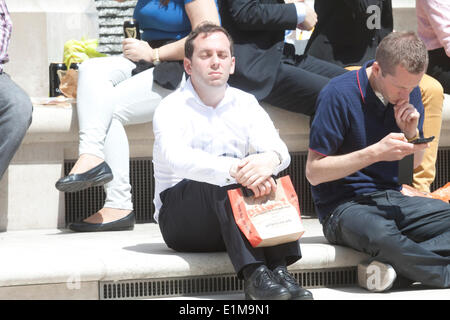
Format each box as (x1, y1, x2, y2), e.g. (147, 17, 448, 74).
(69, 56, 171, 224)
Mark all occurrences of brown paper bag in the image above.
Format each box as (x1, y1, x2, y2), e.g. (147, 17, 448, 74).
(227, 176, 305, 248)
(59, 69, 78, 98)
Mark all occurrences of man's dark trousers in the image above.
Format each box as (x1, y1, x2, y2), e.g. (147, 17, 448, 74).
(262, 52, 348, 116)
(158, 179, 302, 278)
(323, 190, 450, 288)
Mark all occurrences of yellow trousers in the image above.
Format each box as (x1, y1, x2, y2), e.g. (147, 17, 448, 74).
(345, 67, 444, 192)
(413, 74, 444, 192)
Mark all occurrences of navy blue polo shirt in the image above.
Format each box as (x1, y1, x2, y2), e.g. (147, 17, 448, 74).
(309, 60, 425, 223)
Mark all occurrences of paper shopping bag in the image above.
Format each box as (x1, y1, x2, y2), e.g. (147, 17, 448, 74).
(227, 176, 305, 248)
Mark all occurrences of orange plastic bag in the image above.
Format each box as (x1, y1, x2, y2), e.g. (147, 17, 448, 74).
(401, 182, 450, 203)
(430, 182, 450, 203)
(227, 176, 305, 248)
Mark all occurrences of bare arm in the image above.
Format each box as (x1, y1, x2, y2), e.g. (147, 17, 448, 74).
(123, 0, 220, 62)
(159, 0, 220, 61)
(306, 132, 428, 186)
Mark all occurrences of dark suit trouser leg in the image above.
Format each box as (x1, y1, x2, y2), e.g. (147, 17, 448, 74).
(323, 190, 450, 288)
(262, 54, 348, 116)
(427, 48, 450, 94)
(157, 180, 302, 278)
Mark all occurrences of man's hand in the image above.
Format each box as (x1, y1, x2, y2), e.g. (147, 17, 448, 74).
(248, 176, 278, 198)
(235, 152, 279, 187)
(393, 101, 420, 140)
(235, 151, 280, 195)
(297, 4, 317, 30)
(122, 38, 154, 63)
(229, 152, 281, 198)
(372, 132, 428, 162)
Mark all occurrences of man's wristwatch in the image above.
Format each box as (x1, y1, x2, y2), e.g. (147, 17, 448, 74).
(153, 48, 161, 65)
(407, 128, 420, 142)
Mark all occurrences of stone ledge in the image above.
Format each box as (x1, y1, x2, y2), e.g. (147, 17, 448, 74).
(0, 219, 368, 290)
(25, 101, 311, 153)
(26, 94, 450, 150)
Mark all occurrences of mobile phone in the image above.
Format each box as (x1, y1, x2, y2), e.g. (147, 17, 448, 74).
(410, 136, 435, 144)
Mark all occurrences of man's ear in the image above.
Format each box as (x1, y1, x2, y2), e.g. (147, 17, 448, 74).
(230, 56, 235, 75)
(184, 57, 192, 75)
(372, 61, 381, 77)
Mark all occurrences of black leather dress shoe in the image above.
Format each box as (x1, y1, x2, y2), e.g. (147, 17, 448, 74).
(244, 265, 291, 300)
(273, 266, 314, 300)
(55, 161, 113, 193)
(68, 211, 135, 232)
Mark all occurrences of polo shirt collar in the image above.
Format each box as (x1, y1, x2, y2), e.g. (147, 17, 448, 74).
(357, 60, 392, 115)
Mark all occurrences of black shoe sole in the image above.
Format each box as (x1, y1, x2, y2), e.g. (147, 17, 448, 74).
(290, 294, 314, 300)
(68, 211, 135, 232)
(69, 223, 134, 232)
(244, 291, 291, 300)
(56, 173, 113, 193)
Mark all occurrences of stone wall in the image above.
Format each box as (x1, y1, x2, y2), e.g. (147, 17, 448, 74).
(4, 0, 99, 97)
(94, 0, 137, 55)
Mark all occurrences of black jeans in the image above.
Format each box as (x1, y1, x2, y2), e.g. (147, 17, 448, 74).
(427, 48, 450, 94)
(158, 179, 302, 278)
(262, 53, 348, 116)
(323, 190, 450, 288)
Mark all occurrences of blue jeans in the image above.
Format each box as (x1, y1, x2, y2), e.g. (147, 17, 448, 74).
(0, 73, 32, 179)
(323, 190, 450, 288)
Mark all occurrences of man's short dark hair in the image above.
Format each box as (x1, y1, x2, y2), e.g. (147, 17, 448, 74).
(185, 22, 234, 60)
(376, 31, 428, 76)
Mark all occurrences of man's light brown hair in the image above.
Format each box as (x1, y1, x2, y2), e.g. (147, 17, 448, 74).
(375, 31, 428, 76)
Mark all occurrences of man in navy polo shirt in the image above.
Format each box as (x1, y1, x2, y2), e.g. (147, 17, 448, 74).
(306, 32, 450, 292)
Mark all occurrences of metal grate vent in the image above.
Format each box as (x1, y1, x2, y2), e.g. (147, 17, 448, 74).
(280, 152, 315, 216)
(63, 152, 316, 225)
(64, 157, 155, 225)
(64, 148, 450, 225)
(431, 147, 450, 192)
(99, 267, 357, 300)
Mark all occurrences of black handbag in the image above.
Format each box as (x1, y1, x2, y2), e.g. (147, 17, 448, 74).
(131, 39, 185, 90)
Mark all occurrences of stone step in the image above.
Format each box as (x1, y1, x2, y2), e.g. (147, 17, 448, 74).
(0, 219, 369, 300)
(154, 286, 450, 300)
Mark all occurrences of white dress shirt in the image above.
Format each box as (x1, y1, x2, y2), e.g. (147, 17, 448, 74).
(294, 2, 307, 26)
(152, 78, 290, 221)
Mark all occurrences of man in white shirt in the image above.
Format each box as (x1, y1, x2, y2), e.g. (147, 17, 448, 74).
(152, 23, 313, 300)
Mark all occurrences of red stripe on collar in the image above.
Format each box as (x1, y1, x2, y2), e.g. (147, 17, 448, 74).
(357, 70, 365, 104)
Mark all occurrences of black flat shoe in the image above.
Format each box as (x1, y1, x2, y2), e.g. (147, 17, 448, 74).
(55, 161, 113, 193)
(273, 266, 314, 300)
(68, 211, 135, 232)
(244, 265, 291, 300)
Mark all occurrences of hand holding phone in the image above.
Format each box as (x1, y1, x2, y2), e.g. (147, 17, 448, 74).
(410, 136, 435, 144)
